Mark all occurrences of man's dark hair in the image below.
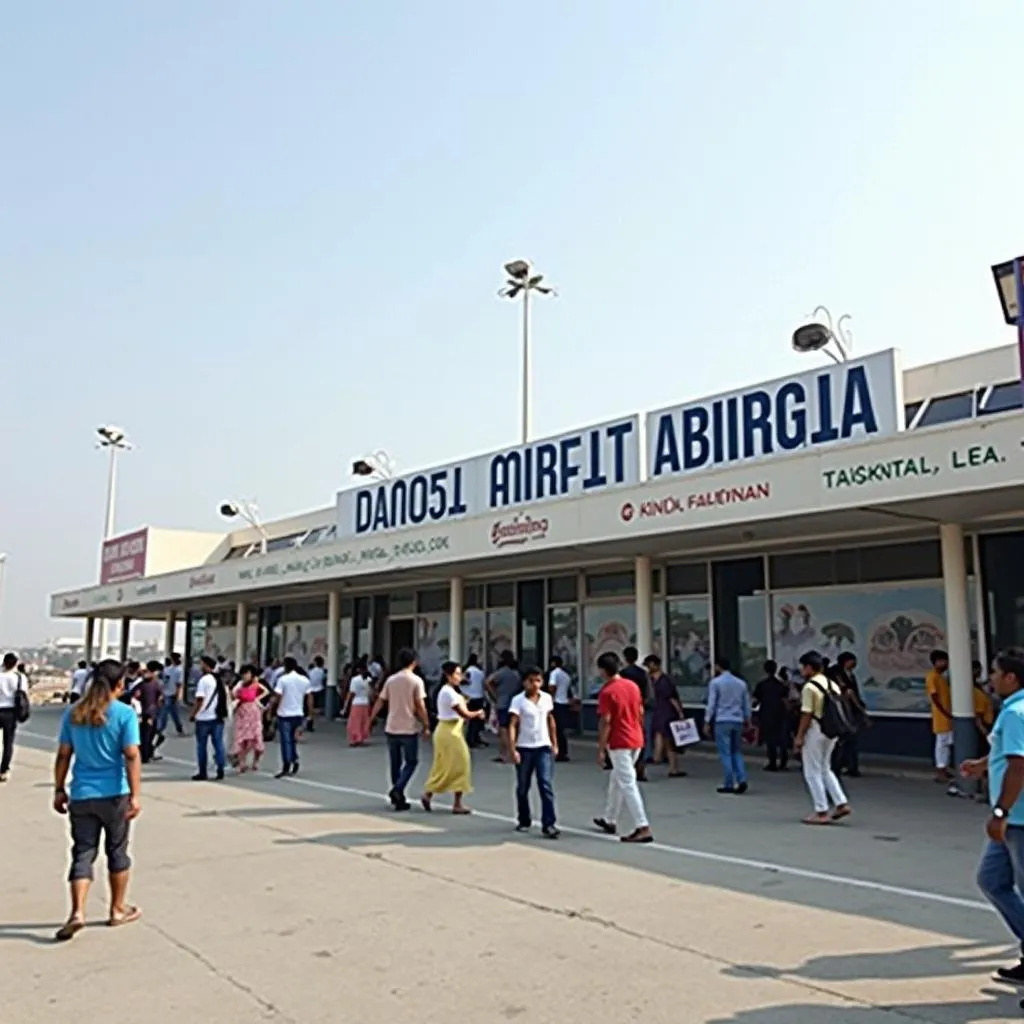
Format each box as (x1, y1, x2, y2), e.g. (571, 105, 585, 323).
(146, 660, 163, 673)
(466, 652, 479, 667)
(313, 655, 324, 668)
(799, 650, 824, 672)
(499, 649, 517, 669)
(78, 660, 88, 669)
(837, 651, 856, 668)
(995, 648, 1024, 687)
(597, 651, 620, 677)
(397, 647, 418, 669)
(172, 652, 182, 664)
(283, 656, 299, 674)
(643, 654, 662, 669)
(550, 655, 563, 668)
(524, 666, 544, 681)
(623, 646, 639, 663)
(763, 659, 777, 675)
(715, 656, 731, 672)
(200, 655, 217, 671)
(930, 649, 949, 665)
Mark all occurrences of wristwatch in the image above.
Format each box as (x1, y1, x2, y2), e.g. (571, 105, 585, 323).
(993, 807, 1008, 820)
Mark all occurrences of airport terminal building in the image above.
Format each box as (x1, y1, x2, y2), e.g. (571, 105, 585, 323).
(51, 343, 1024, 758)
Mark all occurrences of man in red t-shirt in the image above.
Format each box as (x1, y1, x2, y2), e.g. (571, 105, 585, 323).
(593, 651, 653, 843)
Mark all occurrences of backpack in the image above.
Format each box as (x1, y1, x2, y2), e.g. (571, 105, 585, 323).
(808, 678, 856, 740)
(13, 674, 30, 724)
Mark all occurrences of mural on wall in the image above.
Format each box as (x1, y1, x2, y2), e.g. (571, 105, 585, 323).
(486, 609, 515, 673)
(666, 598, 712, 705)
(770, 584, 978, 714)
(548, 605, 579, 682)
(284, 621, 328, 664)
(583, 603, 636, 697)
(416, 613, 450, 682)
(464, 611, 485, 664)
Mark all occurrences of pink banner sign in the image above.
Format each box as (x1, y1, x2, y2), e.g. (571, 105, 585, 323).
(100, 528, 148, 585)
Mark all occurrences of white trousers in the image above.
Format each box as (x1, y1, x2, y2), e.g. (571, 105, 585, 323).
(802, 722, 847, 814)
(934, 731, 953, 769)
(603, 748, 649, 831)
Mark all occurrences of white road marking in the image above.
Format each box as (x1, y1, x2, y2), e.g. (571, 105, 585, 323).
(25, 729, 992, 914)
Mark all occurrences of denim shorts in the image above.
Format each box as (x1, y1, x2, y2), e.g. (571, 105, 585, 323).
(68, 795, 132, 881)
(497, 708, 512, 729)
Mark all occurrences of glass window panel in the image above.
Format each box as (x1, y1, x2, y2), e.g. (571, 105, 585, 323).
(666, 563, 707, 596)
(389, 592, 416, 616)
(547, 605, 579, 683)
(666, 597, 712, 706)
(585, 571, 635, 598)
(769, 551, 836, 588)
(547, 575, 578, 604)
(582, 602, 636, 699)
(417, 588, 450, 613)
(486, 582, 515, 608)
(916, 391, 974, 428)
(486, 609, 516, 672)
(283, 620, 328, 664)
(464, 610, 486, 662)
(415, 613, 450, 682)
(981, 381, 1024, 416)
(858, 541, 940, 583)
(464, 584, 483, 610)
(737, 595, 768, 683)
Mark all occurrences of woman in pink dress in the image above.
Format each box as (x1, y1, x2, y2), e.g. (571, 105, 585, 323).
(343, 661, 373, 746)
(232, 666, 267, 772)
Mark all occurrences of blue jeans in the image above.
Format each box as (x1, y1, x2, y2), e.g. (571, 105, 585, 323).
(157, 697, 183, 734)
(515, 747, 557, 829)
(387, 733, 420, 798)
(978, 827, 1024, 950)
(714, 721, 747, 788)
(278, 716, 302, 768)
(194, 720, 225, 776)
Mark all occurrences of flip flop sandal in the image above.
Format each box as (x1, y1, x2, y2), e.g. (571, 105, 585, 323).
(108, 906, 142, 928)
(452, 807, 472, 815)
(55, 918, 85, 942)
(802, 816, 832, 826)
(420, 796, 433, 812)
(831, 807, 852, 822)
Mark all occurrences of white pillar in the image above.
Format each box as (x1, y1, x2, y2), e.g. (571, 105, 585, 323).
(118, 616, 131, 662)
(163, 611, 176, 659)
(940, 523, 975, 769)
(84, 617, 96, 663)
(326, 591, 341, 718)
(635, 555, 653, 657)
(234, 601, 247, 666)
(449, 576, 464, 663)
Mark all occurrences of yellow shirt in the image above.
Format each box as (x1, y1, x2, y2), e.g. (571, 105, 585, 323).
(926, 669, 952, 734)
(973, 686, 995, 730)
(800, 674, 842, 720)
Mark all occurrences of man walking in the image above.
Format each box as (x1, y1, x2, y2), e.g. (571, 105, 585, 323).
(831, 652, 866, 777)
(272, 656, 312, 778)
(546, 655, 574, 763)
(620, 646, 652, 780)
(963, 648, 1024, 991)
(306, 655, 326, 732)
(369, 648, 431, 811)
(509, 667, 559, 838)
(753, 660, 790, 771)
(705, 657, 751, 794)
(0, 652, 27, 782)
(156, 653, 185, 744)
(461, 653, 487, 749)
(69, 661, 90, 704)
(137, 661, 164, 764)
(486, 650, 522, 764)
(593, 652, 653, 844)
(927, 649, 955, 784)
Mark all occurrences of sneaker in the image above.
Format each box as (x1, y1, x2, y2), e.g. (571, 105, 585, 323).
(996, 960, 1024, 985)
(191, 772, 208, 782)
(593, 817, 617, 835)
(290, 762, 300, 776)
(215, 768, 225, 781)
(542, 826, 561, 840)
(736, 782, 749, 794)
(515, 824, 531, 833)
(717, 786, 736, 794)
(274, 768, 290, 779)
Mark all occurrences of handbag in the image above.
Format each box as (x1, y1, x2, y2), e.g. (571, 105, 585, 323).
(14, 675, 30, 724)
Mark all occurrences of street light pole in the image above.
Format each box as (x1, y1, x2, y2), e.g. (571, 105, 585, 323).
(1015, 257, 1024, 396)
(500, 259, 555, 445)
(96, 426, 132, 658)
(990, 256, 1024, 397)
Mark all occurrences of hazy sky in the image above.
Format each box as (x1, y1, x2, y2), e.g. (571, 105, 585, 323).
(2, 1, 1023, 645)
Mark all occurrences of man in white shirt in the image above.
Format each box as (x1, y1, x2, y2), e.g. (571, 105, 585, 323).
(0, 652, 27, 781)
(189, 655, 226, 781)
(461, 653, 487, 748)
(273, 656, 312, 778)
(69, 661, 90, 704)
(509, 667, 559, 838)
(306, 656, 326, 732)
(546, 655, 574, 763)
(156, 653, 185, 742)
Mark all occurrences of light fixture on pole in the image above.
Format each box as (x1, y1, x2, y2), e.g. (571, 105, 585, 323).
(96, 425, 132, 658)
(351, 450, 395, 481)
(219, 500, 269, 554)
(791, 306, 853, 365)
(499, 259, 556, 444)
(991, 257, 1024, 392)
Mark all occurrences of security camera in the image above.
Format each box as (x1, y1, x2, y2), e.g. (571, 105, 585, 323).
(504, 259, 530, 281)
(792, 323, 834, 354)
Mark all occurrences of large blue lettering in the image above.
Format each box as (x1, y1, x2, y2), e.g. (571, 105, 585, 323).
(742, 390, 772, 458)
(651, 414, 680, 477)
(776, 382, 806, 450)
(840, 365, 877, 438)
(355, 491, 373, 533)
(810, 373, 839, 444)
(607, 421, 633, 482)
(682, 407, 710, 469)
(490, 452, 522, 508)
(536, 443, 558, 498)
(408, 475, 427, 523)
(582, 429, 605, 490)
(560, 435, 582, 494)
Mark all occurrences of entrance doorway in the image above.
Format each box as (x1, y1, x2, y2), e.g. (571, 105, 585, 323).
(388, 618, 415, 669)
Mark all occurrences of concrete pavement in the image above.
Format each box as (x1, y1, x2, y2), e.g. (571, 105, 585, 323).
(3, 709, 1020, 1023)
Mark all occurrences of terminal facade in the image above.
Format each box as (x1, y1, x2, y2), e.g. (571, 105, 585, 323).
(52, 343, 1024, 759)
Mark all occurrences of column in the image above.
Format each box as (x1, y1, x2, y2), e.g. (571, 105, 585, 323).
(940, 523, 975, 776)
(235, 601, 248, 666)
(163, 611, 176, 659)
(635, 555, 653, 657)
(84, 617, 96, 663)
(326, 591, 341, 719)
(449, 576, 464, 663)
(118, 616, 131, 662)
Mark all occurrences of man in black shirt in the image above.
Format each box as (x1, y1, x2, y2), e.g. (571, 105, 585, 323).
(620, 646, 651, 781)
(753, 659, 791, 771)
(831, 652, 866, 777)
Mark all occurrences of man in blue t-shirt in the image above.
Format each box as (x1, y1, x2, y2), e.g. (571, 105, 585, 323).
(963, 647, 1024, 989)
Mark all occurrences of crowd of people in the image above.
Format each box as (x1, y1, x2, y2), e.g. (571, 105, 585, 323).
(4, 634, 1023, 1002)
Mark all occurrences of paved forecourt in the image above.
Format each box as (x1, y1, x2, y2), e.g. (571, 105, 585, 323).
(4, 710, 1020, 1024)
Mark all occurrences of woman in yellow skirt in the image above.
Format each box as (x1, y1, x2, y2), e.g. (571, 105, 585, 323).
(422, 662, 485, 814)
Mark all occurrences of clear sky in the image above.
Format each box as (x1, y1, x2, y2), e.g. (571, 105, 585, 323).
(2, 1, 1023, 645)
